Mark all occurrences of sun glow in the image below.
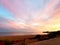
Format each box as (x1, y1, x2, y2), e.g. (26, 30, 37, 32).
(31, 23, 43, 26)
(0, 0, 60, 34)
(44, 23, 60, 32)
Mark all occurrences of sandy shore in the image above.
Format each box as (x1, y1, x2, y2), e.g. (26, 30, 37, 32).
(29, 37, 60, 45)
(0, 35, 39, 45)
(0, 35, 60, 45)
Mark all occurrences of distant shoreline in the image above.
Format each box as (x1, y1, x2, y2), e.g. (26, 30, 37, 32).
(0, 32, 47, 36)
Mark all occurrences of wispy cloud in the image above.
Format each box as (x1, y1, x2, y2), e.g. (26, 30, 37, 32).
(0, 0, 60, 33)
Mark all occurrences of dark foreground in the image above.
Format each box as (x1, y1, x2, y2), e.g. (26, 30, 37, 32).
(0, 31, 60, 45)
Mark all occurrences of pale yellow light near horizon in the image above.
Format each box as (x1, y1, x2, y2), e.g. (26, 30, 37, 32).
(44, 24, 60, 32)
(10, 12, 60, 33)
(13, 19, 60, 32)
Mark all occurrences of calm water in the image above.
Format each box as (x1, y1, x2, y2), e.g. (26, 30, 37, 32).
(0, 32, 44, 36)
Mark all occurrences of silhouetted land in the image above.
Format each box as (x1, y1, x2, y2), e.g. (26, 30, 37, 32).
(0, 31, 60, 45)
(29, 31, 60, 41)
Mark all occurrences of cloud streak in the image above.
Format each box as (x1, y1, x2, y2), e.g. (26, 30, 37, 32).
(0, 0, 60, 33)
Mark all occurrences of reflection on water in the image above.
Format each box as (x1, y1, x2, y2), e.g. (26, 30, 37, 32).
(0, 32, 47, 36)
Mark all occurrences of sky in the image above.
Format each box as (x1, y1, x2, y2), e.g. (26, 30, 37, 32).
(0, 0, 60, 34)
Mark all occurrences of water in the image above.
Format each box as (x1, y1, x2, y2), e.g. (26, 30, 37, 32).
(0, 32, 39, 36)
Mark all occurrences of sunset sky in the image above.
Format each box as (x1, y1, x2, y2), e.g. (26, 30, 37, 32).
(0, 0, 60, 34)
